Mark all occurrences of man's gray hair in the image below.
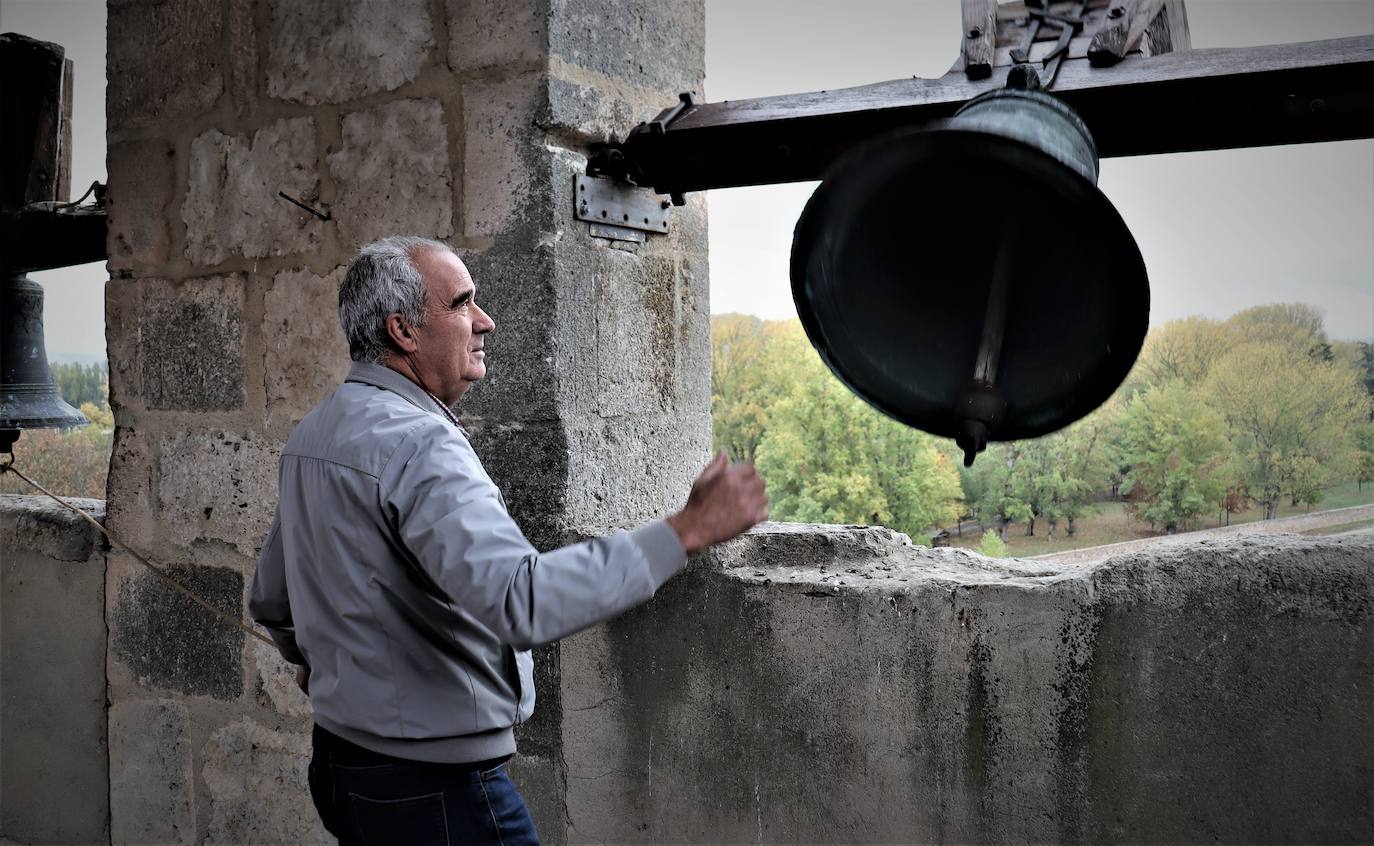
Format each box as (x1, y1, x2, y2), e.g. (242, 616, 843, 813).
(339, 236, 456, 364)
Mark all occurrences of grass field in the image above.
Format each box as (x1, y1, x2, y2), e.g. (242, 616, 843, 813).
(943, 481, 1374, 557)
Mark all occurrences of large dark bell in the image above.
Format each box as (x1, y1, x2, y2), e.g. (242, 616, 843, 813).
(0, 273, 87, 452)
(791, 88, 1148, 466)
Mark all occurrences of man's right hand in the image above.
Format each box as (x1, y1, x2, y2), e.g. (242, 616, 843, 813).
(667, 452, 769, 553)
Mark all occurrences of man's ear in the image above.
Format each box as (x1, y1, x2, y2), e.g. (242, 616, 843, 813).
(385, 312, 419, 354)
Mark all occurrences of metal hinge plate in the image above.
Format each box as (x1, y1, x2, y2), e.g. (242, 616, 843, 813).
(575, 175, 670, 241)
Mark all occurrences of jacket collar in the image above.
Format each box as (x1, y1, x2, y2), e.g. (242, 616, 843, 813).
(346, 361, 446, 417)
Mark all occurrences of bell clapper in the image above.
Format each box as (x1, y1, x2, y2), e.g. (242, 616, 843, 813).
(956, 239, 1013, 467)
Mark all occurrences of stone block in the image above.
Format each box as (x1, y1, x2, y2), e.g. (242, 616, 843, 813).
(226, 0, 259, 116)
(183, 117, 320, 266)
(327, 98, 454, 249)
(562, 411, 709, 531)
(548, 0, 705, 94)
(110, 559, 245, 700)
(105, 279, 142, 413)
(510, 752, 566, 846)
(251, 638, 312, 718)
(593, 250, 678, 418)
(456, 234, 558, 421)
(266, 0, 433, 106)
(674, 250, 712, 414)
(108, 699, 195, 845)
(202, 718, 330, 843)
(546, 72, 668, 144)
(107, 0, 223, 130)
(139, 276, 245, 411)
(105, 425, 155, 540)
(462, 419, 569, 550)
(264, 265, 350, 432)
(158, 429, 280, 556)
(462, 73, 547, 238)
(448, 0, 545, 72)
(107, 138, 174, 272)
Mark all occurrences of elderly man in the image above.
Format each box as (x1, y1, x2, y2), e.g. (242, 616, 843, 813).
(249, 235, 766, 845)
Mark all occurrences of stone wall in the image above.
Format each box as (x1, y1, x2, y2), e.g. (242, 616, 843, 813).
(560, 525, 1374, 844)
(96, 1, 1374, 844)
(0, 494, 109, 845)
(104, 0, 705, 841)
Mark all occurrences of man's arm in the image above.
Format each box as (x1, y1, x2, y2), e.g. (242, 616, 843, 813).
(383, 430, 767, 651)
(248, 512, 308, 666)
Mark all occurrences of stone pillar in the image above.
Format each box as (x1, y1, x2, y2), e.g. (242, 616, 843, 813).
(104, 0, 705, 841)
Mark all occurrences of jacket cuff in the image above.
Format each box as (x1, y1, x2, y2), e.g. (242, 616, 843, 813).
(631, 519, 688, 587)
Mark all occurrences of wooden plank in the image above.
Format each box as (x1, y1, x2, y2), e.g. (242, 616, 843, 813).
(962, 0, 998, 80)
(1141, 0, 1190, 57)
(56, 58, 73, 203)
(0, 33, 67, 209)
(624, 36, 1372, 194)
(1089, 0, 1166, 66)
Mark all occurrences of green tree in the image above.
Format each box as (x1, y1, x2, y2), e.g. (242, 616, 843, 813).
(976, 528, 1008, 558)
(752, 323, 962, 539)
(0, 417, 113, 499)
(1352, 423, 1374, 493)
(49, 361, 108, 409)
(962, 443, 1031, 541)
(710, 315, 771, 463)
(1135, 316, 1232, 388)
(1118, 384, 1232, 533)
(1224, 303, 1329, 361)
(1205, 342, 1370, 519)
(1333, 340, 1374, 420)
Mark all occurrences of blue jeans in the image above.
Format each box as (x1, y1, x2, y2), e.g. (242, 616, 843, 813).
(309, 724, 539, 845)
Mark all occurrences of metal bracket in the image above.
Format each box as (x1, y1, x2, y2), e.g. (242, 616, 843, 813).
(587, 91, 698, 206)
(575, 174, 670, 242)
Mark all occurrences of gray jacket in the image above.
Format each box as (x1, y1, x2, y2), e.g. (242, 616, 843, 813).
(249, 362, 686, 763)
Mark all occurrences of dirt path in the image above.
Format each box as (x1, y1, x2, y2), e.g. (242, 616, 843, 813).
(1029, 503, 1374, 566)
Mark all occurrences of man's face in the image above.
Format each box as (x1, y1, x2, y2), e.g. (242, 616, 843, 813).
(407, 248, 495, 405)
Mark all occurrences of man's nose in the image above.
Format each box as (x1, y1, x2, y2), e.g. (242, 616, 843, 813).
(474, 304, 495, 334)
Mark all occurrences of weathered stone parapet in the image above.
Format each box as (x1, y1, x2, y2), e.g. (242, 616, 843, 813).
(557, 526, 1374, 844)
(0, 495, 109, 845)
(0, 492, 105, 560)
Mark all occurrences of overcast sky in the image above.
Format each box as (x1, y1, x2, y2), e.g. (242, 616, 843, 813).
(706, 0, 1374, 341)
(3, 0, 1371, 361)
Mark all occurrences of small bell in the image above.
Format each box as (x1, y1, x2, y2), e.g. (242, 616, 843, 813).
(1, 273, 88, 453)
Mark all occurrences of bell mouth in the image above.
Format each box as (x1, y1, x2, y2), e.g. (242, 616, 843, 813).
(791, 124, 1149, 443)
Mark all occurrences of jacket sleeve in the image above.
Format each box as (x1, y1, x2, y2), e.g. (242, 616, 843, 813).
(379, 424, 687, 651)
(248, 512, 308, 665)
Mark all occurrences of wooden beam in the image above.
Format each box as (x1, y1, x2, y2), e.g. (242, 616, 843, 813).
(962, 0, 998, 80)
(605, 36, 1373, 195)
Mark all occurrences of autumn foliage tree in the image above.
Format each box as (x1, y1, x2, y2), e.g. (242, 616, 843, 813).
(712, 317, 962, 540)
(1204, 342, 1368, 519)
(1118, 384, 1232, 532)
(0, 365, 112, 499)
(710, 304, 1367, 548)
